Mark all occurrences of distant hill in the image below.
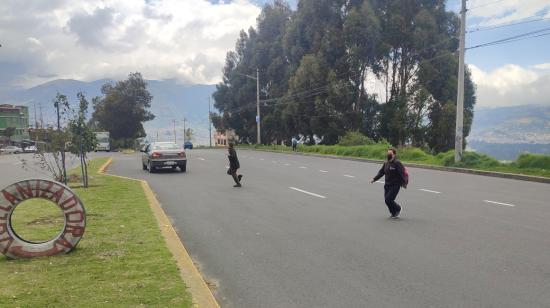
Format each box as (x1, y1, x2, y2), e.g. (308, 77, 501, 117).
(468, 105, 550, 160)
(0, 79, 217, 145)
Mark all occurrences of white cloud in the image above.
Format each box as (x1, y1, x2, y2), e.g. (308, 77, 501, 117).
(469, 63, 550, 107)
(531, 63, 550, 70)
(468, 0, 550, 27)
(0, 0, 261, 88)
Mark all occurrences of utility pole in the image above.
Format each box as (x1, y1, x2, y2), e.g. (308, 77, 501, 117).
(455, 0, 466, 163)
(173, 120, 177, 144)
(208, 96, 212, 147)
(39, 103, 44, 129)
(256, 68, 261, 145)
(183, 118, 186, 144)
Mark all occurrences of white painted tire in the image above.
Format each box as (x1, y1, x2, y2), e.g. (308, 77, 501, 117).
(0, 179, 86, 259)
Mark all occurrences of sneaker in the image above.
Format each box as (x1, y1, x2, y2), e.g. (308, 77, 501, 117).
(233, 183, 242, 188)
(395, 207, 402, 218)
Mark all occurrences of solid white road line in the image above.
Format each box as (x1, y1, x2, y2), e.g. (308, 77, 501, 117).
(319, 170, 329, 173)
(419, 189, 441, 194)
(289, 187, 326, 199)
(343, 174, 355, 178)
(484, 200, 517, 207)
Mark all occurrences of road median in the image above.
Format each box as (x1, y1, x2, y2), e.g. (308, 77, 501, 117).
(1, 157, 198, 306)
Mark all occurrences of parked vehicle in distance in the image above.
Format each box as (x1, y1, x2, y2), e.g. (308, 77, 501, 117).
(0, 145, 23, 154)
(24, 145, 37, 153)
(94, 131, 110, 151)
(184, 141, 193, 150)
(141, 142, 187, 173)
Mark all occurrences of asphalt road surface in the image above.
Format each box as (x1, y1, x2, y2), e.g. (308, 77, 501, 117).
(110, 149, 550, 308)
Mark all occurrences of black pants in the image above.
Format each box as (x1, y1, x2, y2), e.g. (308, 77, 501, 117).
(384, 184, 401, 216)
(228, 168, 240, 184)
(292, 144, 297, 151)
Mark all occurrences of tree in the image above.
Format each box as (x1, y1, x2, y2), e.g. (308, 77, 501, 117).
(26, 93, 71, 183)
(212, 0, 476, 152)
(92, 72, 154, 148)
(54, 93, 70, 183)
(2, 127, 16, 144)
(67, 92, 96, 188)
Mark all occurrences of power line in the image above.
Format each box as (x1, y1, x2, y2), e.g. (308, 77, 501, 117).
(468, 15, 550, 33)
(468, 0, 507, 11)
(466, 26, 550, 49)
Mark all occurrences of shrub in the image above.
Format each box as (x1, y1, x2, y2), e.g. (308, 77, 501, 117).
(442, 151, 500, 168)
(515, 153, 550, 169)
(338, 131, 374, 146)
(399, 147, 431, 161)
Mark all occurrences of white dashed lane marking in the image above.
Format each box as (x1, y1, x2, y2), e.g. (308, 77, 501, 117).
(419, 189, 441, 194)
(289, 187, 327, 199)
(484, 200, 517, 207)
(343, 174, 355, 178)
(319, 170, 329, 173)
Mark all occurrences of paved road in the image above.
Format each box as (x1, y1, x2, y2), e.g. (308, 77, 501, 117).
(110, 149, 550, 308)
(0, 152, 112, 188)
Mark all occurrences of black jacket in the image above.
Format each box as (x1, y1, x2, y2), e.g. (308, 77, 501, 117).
(228, 148, 240, 170)
(373, 159, 406, 186)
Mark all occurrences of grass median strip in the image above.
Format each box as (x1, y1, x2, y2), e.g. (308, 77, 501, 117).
(239, 144, 550, 179)
(0, 157, 192, 307)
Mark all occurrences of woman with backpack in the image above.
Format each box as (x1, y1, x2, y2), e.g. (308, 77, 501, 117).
(371, 148, 408, 219)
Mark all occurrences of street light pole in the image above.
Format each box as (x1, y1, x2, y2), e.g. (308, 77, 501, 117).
(256, 68, 261, 145)
(208, 96, 212, 147)
(236, 70, 261, 144)
(455, 0, 467, 162)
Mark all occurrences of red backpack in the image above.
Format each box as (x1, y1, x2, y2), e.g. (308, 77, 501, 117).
(402, 166, 409, 188)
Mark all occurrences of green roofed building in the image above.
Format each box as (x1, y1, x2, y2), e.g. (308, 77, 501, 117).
(0, 104, 30, 144)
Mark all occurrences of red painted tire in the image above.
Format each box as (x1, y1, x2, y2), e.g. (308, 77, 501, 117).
(0, 179, 86, 259)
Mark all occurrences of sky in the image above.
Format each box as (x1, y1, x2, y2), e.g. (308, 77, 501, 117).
(0, 0, 549, 109)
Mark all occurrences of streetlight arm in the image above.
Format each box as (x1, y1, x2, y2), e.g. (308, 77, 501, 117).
(235, 72, 257, 80)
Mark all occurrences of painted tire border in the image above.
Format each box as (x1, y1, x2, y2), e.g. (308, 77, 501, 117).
(0, 179, 86, 259)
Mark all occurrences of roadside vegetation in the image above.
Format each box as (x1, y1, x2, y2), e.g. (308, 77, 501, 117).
(0, 158, 192, 307)
(239, 132, 550, 178)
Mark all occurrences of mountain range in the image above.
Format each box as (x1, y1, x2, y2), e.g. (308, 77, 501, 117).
(0, 79, 217, 145)
(467, 105, 550, 160)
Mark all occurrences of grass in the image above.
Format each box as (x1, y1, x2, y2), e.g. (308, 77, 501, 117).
(239, 144, 550, 178)
(10, 199, 65, 243)
(0, 158, 193, 307)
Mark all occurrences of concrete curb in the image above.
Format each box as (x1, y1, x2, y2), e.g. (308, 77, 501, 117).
(241, 148, 550, 184)
(99, 157, 220, 308)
